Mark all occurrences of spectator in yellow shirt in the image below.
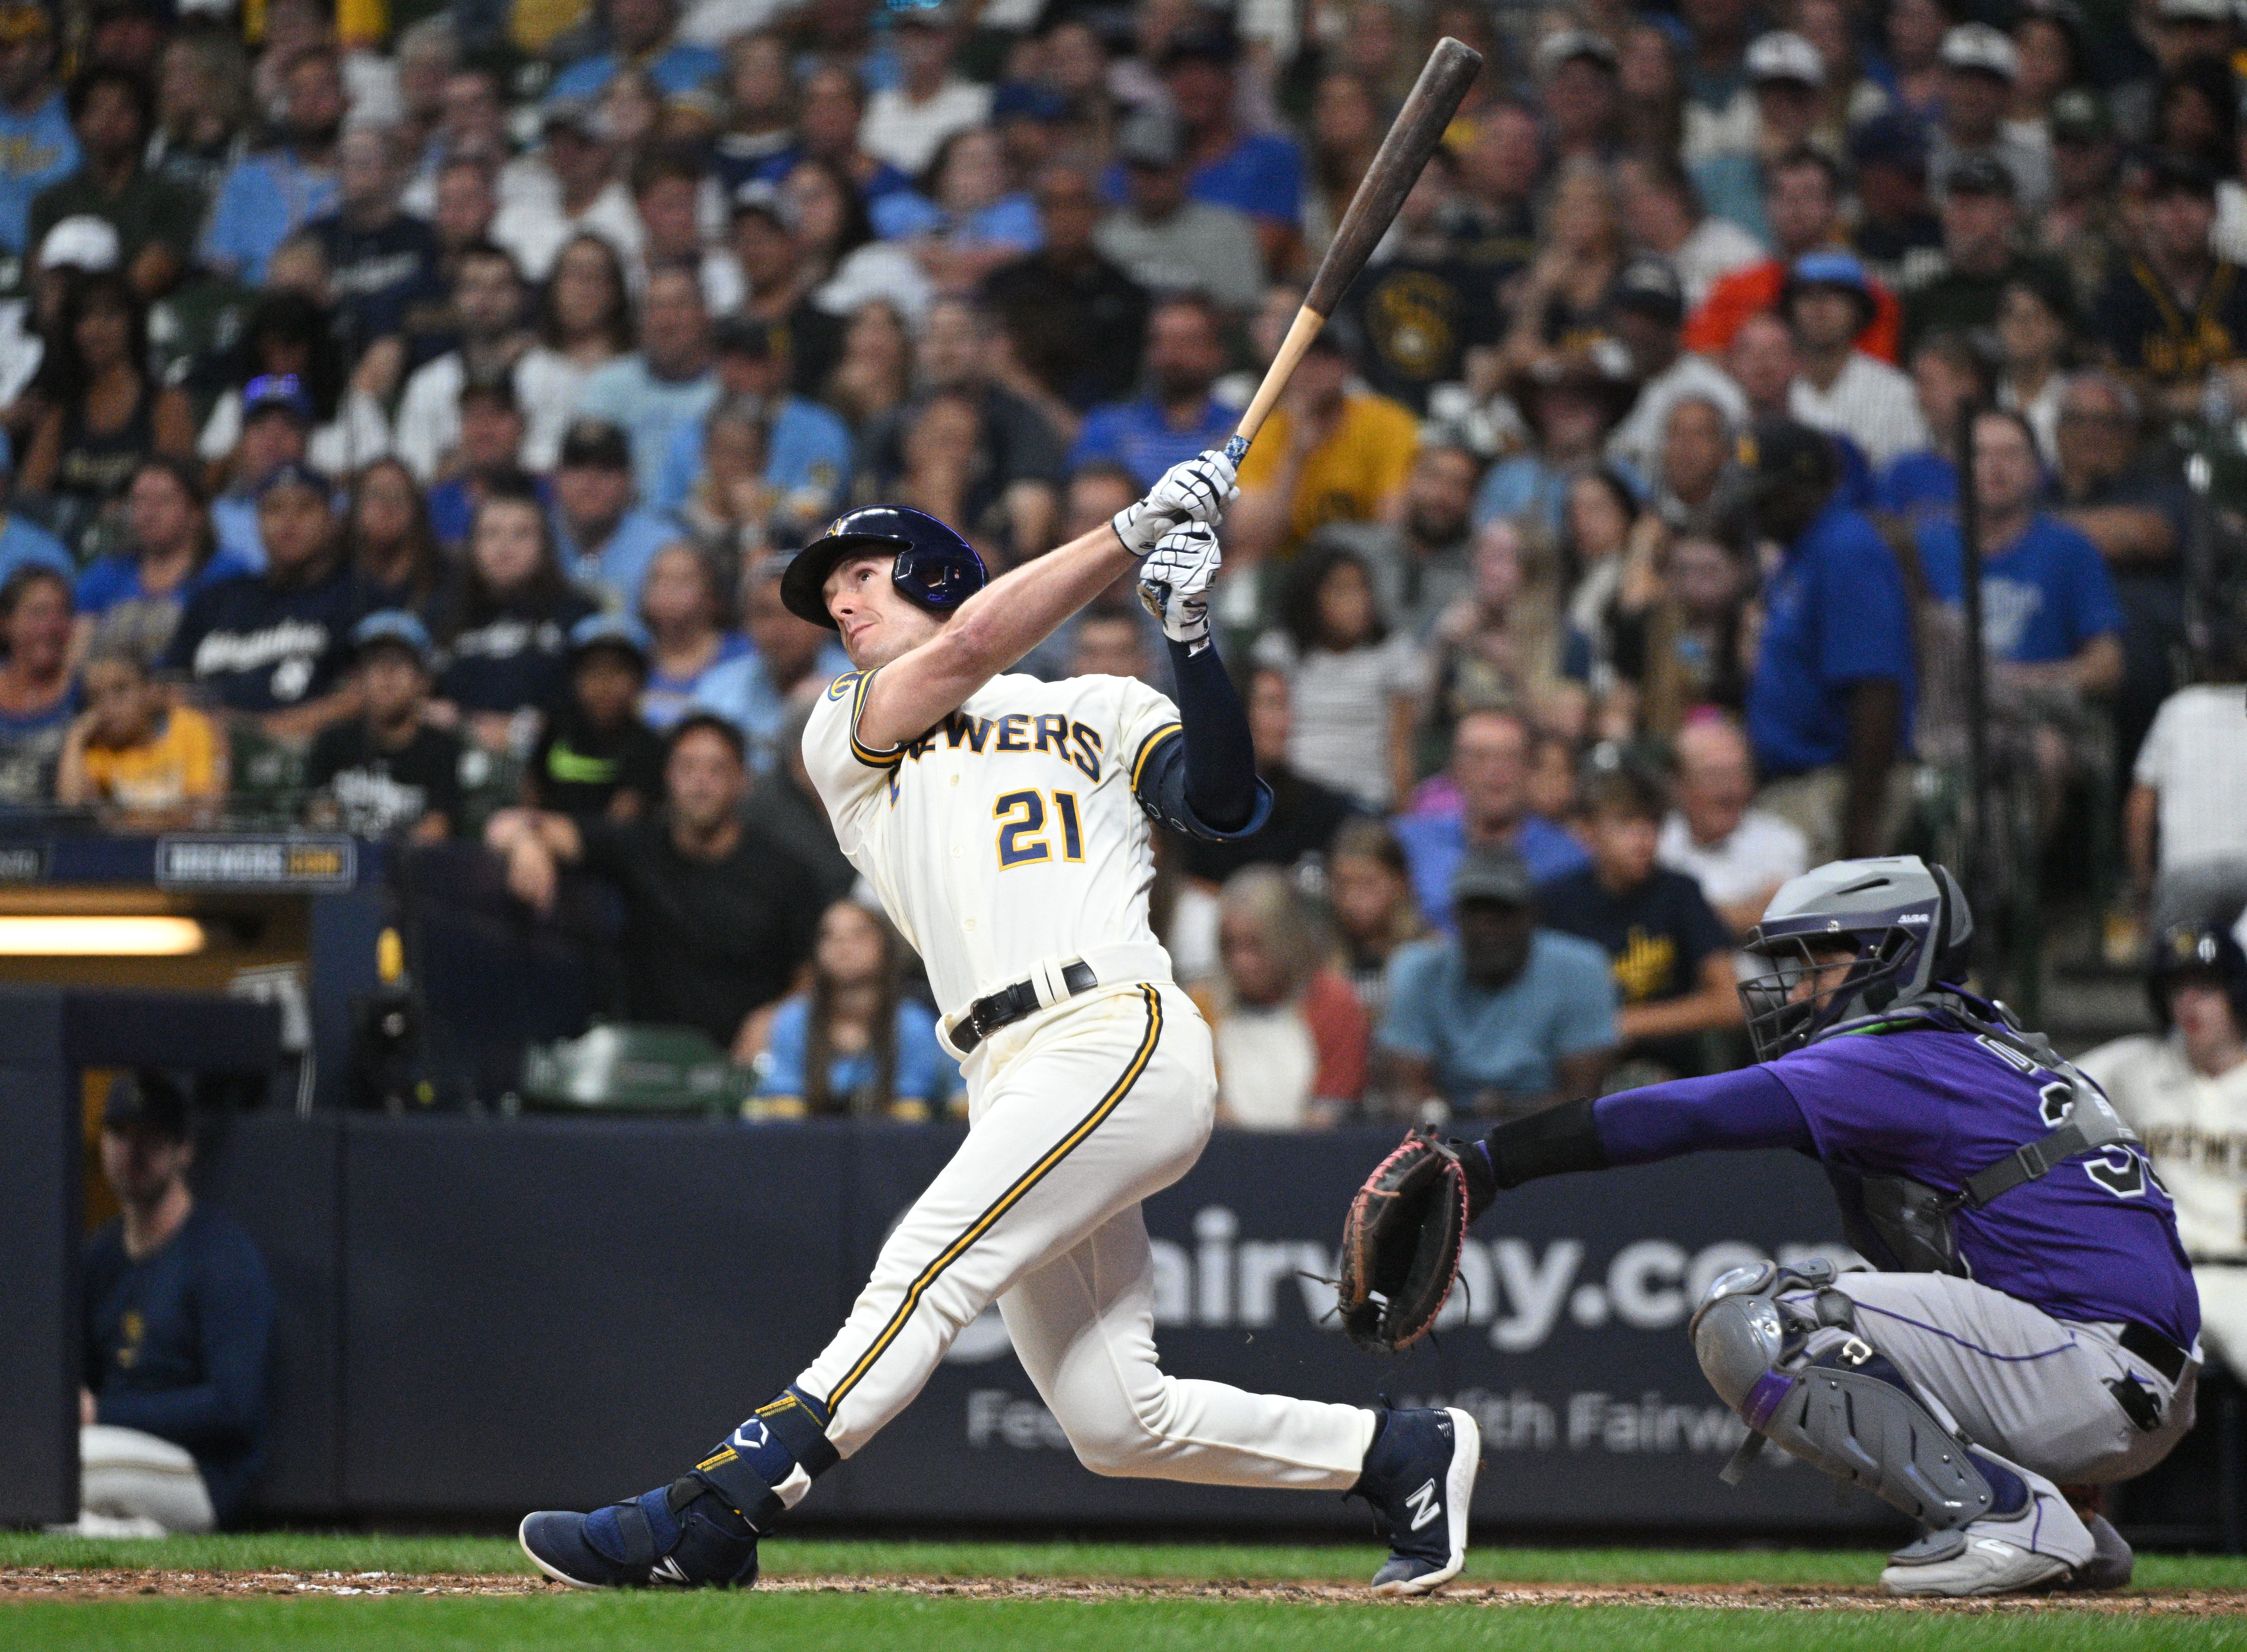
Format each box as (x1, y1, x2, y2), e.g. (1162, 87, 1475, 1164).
(57, 645, 225, 828)
(1228, 327, 1419, 567)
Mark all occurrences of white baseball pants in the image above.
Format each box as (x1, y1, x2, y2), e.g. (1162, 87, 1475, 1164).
(792, 981, 1374, 1489)
(77, 1424, 215, 1534)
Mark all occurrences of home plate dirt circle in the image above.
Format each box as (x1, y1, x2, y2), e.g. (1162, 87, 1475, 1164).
(7, 1568, 2247, 1612)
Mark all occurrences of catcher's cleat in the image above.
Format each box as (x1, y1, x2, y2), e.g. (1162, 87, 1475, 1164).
(1880, 1475, 2092, 1598)
(520, 1455, 781, 1590)
(1352, 1406, 1481, 1595)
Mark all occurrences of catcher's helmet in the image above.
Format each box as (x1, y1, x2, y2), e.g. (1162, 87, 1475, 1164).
(1739, 856, 1974, 1061)
(779, 505, 987, 631)
(2147, 923, 2247, 1032)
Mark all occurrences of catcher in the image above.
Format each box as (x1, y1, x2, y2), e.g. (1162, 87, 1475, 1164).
(1340, 856, 2200, 1598)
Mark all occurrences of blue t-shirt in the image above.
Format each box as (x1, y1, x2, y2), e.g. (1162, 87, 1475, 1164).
(1391, 810, 1591, 931)
(1377, 930, 1618, 1111)
(76, 547, 256, 618)
(869, 190, 1042, 251)
(1915, 513, 2124, 665)
(0, 513, 70, 582)
(1593, 1022, 2198, 1349)
(1876, 448, 1957, 533)
(694, 637, 852, 773)
(1189, 130, 1303, 227)
(573, 356, 720, 500)
(0, 89, 79, 254)
(83, 1204, 273, 1524)
(640, 631, 750, 731)
(1746, 501, 1916, 777)
(211, 493, 263, 570)
(651, 395, 855, 518)
(1472, 453, 1571, 545)
(553, 504, 683, 611)
(755, 993, 961, 1113)
(1067, 396, 1235, 488)
(199, 149, 340, 285)
(548, 41, 724, 102)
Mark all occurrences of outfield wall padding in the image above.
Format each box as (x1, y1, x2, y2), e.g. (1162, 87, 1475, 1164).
(189, 1115, 1895, 1533)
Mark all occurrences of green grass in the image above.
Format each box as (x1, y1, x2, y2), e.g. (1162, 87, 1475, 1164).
(7, 1534, 2246, 1651)
(7, 1531, 2247, 1591)
(4, 1595, 2246, 1652)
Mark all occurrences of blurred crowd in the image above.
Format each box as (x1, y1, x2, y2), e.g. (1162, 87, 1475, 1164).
(0, 0, 2244, 1126)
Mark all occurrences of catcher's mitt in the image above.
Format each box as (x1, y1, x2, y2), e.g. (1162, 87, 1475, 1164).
(1337, 1127, 1470, 1354)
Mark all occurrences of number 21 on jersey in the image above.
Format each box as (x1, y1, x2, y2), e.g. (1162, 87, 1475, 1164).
(995, 790, 1084, 867)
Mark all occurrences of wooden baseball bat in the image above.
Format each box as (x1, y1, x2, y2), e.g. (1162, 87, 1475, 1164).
(1223, 36, 1483, 466)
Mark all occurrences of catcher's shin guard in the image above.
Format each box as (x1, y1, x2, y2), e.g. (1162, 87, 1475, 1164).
(1688, 1262, 2017, 1532)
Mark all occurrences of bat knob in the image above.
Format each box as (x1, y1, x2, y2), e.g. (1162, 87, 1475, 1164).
(1222, 435, 1249, 464)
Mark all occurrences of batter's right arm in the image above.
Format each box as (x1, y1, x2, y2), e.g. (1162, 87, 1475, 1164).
(856, 451, 1236, 751)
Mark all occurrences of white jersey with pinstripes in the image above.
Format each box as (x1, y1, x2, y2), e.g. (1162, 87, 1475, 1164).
(802, 668, 1183, 1022)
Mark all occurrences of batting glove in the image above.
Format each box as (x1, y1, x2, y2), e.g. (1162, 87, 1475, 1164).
(1111, 447, 1238, 558)
(1137, 522, 1222, 654)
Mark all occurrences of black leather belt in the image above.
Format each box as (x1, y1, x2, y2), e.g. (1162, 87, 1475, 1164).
(2120, 1321, 2188, 1383)
(948, 961, 1098, 1054)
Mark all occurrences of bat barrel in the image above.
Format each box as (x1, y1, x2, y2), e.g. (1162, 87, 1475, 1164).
(1302, 37, 1483, 319)
(1227, 38, 1481, 457)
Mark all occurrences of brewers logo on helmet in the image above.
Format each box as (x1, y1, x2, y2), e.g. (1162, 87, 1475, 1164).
(780, 506, 988, 630)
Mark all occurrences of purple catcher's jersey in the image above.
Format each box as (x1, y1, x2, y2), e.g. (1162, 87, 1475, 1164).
(1771, 1028, 2198, 1349)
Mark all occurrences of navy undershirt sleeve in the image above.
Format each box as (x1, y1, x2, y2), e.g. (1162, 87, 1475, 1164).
(1165, 637, 1256, 831)
(1592, 1065, 1818, 1164)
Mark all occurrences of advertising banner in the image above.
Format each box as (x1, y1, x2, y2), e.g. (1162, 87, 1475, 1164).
(194, 1117, 1891, 1532)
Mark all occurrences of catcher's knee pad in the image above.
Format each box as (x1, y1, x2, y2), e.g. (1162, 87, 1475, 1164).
(1689, 1262, 1996, 1530)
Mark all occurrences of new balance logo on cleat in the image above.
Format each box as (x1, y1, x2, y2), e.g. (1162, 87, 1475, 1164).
(650, 1557, 692, 1586)
(1405, 1480, 1442, 1531)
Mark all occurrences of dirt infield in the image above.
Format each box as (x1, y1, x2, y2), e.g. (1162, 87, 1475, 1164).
(8, 1568, 2247, 1613)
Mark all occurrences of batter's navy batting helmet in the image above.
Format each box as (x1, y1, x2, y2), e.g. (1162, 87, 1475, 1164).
(779, 505, 987, 630)
(2147, 923, 2247, 1032)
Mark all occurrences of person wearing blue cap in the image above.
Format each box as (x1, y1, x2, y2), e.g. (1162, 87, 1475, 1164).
(525, 612, 665, 823)
(1782, 248, 1931, 468)
(161, 462, 365, 743)
(304, 610, 465, 841)
(1847, 113, 1943, 294)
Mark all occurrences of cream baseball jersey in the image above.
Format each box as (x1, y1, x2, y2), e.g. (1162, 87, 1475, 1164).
(2078, 1033, 2247, 1263)
(803, 668, 1184, 1019)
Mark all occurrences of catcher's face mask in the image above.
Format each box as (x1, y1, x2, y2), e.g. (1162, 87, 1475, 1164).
(1737, 933, 1885, 1062)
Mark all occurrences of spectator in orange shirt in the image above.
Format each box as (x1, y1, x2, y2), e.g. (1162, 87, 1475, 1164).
(57, 643, 224, 827)
(1683, 147, 1901, 363)
(1228, 327, 1418, 567)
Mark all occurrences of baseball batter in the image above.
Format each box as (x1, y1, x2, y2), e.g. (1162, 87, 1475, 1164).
(520, 451, 1480, 1593)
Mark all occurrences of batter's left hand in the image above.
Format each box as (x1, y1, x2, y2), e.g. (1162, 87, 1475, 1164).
(1112, 448, 1238, 557)
(1138, 522, 1222, 653)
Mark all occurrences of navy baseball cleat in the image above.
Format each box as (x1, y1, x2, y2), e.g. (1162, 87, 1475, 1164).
(1351, 1405, 1481, 1595)
(520, 1456, 782, 1589)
